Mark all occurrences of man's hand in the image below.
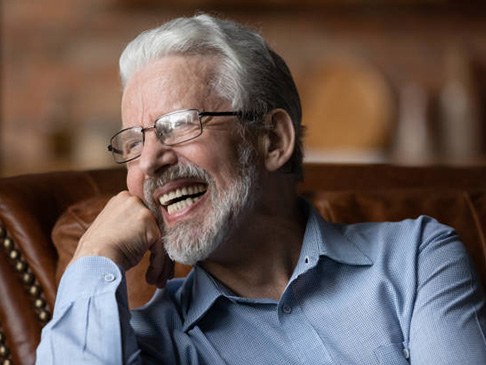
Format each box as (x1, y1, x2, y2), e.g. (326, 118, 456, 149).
(71, 191, 173, 287)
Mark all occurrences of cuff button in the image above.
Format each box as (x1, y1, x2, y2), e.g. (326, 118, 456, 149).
(104, 273, 116, 282)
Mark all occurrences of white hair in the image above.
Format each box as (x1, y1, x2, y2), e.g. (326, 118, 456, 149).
(119, 13, 304, 179)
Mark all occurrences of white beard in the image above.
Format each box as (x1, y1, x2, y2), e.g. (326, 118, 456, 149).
(144, 143, 258, 265)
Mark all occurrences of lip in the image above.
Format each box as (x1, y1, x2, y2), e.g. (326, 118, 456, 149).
(153, 178, 208, 224)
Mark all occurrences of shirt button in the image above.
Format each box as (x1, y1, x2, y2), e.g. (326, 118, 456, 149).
(402, 348, 410, 359)
(282, 304, 292, 314)
(104, 273, 116, 282)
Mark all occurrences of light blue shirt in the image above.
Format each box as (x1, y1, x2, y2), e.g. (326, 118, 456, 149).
(37, 202, 486, 364)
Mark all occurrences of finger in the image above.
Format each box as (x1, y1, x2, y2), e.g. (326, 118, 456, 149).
(146, 239, 174, 288)
(157, 253, 175, 288)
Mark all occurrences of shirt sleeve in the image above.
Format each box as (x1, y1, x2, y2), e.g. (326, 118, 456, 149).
(35, 256, 142, 365)
(409, 220, 486, 364)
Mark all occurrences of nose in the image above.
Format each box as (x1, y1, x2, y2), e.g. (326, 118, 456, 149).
(137, 132, 177, 177)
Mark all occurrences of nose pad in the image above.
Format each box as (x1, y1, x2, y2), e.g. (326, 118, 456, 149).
(138, 132, 177, 176)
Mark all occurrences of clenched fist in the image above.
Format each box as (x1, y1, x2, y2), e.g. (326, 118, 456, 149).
(71, 191, 173, 287)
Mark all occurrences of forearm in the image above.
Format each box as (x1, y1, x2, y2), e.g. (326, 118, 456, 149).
(36, 256, 141, 365)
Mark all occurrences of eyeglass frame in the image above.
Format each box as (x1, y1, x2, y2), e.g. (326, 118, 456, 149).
(107, 108, 244, 164)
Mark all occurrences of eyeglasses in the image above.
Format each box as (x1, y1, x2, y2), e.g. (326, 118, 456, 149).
(108, 108, 242, 163)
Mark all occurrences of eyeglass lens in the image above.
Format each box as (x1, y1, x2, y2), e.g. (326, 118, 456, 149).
(110, 109, 203, 163)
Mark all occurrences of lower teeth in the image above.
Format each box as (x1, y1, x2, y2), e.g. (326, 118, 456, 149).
(167, 196, 201, 215)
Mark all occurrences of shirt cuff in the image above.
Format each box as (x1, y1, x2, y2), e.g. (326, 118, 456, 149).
(55, 256, 125, 310)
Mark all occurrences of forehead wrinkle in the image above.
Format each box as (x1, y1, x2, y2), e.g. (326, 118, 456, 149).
(122, 77, 148, 127)
(122, 55, 229, 128)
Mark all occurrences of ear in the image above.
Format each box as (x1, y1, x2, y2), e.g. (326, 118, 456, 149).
(261, 109, 295, 172)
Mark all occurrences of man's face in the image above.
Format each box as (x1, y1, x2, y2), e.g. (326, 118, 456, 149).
(122, 55, 260, 265)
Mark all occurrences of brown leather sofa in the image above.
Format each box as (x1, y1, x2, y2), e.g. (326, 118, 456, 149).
(0, 163, 485, 365)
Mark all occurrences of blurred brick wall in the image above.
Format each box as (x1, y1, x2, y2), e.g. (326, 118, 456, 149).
(2, 0, 486, 176)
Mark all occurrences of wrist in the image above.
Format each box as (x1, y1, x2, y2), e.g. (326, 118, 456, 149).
(72, 244, 130, 269)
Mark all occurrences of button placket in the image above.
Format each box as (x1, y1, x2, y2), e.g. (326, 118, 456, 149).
(278, 292, 335, 364)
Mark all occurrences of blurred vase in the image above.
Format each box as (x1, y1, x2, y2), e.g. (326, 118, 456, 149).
(392, 82, 435, 165)
(439, 46, 481, 164)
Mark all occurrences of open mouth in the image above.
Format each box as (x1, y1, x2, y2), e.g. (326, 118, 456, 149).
(158, 184, 207, 215)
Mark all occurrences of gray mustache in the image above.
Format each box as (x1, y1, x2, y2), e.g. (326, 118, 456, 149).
(154, 163, 211, 187)
(143, 163, 212, 209)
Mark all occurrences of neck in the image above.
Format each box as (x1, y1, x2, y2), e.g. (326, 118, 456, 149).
(200, 183, 307, 300)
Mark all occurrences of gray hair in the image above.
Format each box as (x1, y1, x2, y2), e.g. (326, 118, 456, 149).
(119, 13, 303, 180)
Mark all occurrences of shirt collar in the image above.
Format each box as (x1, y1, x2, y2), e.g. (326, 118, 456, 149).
(180, 266, 223, 332)
(289, 200, 373, 282)
(307, 202, 373, 266)
(180, 199, 373, 332)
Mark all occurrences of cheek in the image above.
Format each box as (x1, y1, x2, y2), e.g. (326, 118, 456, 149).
(126, 167, 145, 199)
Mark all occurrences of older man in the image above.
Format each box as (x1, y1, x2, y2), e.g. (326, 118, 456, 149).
(36, 14, 486, 364)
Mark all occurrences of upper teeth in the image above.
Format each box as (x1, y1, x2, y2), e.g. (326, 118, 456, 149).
(159, 184, 206, 206)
